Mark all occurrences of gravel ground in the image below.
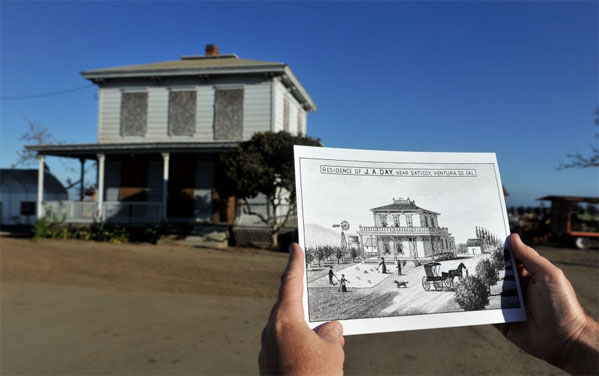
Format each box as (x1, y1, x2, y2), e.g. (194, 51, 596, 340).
(1, 235, 597, 375)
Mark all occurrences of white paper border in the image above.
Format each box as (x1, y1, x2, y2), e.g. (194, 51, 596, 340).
(294, 145, 526, 336)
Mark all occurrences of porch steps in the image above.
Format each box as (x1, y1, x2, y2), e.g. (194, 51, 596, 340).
(184, 225, 229, 249)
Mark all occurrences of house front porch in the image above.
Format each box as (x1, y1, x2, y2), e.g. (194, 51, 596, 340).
(27, 142, 245, 225)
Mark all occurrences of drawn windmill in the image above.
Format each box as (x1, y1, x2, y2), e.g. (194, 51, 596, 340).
(332, 220, 350, 249)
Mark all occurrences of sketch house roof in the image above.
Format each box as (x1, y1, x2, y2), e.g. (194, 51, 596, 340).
(371, 198, 440, 215)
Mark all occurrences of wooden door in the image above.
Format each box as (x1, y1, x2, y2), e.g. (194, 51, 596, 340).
(168, 156, 195, 218)
(120, 157, 147, 201)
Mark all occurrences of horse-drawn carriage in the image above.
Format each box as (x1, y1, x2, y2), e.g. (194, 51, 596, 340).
(421, 262, 468, 291)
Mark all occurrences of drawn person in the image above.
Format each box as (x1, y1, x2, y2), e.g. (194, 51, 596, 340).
(377, 257, 387, 274)
(328, 266, 338, 286)
(259, 238, 599, 375)
(397, 260, 402, 275)
(339, 274, 350, 292)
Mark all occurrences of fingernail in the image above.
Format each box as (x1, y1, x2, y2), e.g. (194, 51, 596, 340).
(330, 321, 343, 337)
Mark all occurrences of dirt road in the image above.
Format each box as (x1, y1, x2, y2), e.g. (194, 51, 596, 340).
(1, 236, 597, 375)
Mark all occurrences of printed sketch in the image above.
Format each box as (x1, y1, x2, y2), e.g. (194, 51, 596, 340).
(294, 146, 526, 334)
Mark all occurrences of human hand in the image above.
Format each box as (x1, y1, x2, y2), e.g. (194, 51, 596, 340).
(497, 234, 598, 375)
(259, 243, 345, 375)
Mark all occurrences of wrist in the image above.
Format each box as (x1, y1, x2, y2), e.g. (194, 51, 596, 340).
(560, 315, 599, 375)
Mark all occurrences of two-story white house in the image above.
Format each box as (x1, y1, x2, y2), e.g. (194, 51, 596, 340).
(27, 44, 316, 225)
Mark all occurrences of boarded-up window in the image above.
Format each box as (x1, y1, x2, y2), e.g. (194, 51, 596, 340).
(283, 96, 290, 132)
(121, 92, 148, 136)
(168, 90, 196, 136)
(214, 89, 243, 140)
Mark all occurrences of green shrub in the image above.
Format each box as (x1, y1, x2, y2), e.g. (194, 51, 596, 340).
(33, 216, 63, 240)
(476, 258, 499, 291)
(75, 227, 93, 241)
(454, 275, 489, 311)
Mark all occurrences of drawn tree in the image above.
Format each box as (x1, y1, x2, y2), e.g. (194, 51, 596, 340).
(314, 247, 326, 267)
(334, 246, 346, 264)
(219, 131, 321, 248)
(491, 247, 506, 272)
(558, 107, 599, 169)
(349, 247, 360, 262)
(475, 258, 499, 293)
(454, 276, 489, 311)
(323, 246, 335, 262)
(305, 248, 315, 268)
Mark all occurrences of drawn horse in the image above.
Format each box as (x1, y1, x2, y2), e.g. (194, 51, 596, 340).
(446, 263, 468, 288)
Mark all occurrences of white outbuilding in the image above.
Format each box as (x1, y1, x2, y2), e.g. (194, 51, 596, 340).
(0, 169, 68, 225)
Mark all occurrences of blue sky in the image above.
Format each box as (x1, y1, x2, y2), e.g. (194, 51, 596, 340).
(1, 1, 597, 206)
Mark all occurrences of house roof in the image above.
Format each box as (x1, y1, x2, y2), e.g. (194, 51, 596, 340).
(371, 198, 440, 215)
(0, 169, 68, 196)
(81, 54, 316, 111)
(26, 141, 239, 159)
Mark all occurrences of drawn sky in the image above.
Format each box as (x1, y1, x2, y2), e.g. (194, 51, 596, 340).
(299, 158, 507, 245)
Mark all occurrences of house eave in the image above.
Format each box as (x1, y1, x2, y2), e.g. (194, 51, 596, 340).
(81, 64, 317, 112)
(26, 141, 239, 159)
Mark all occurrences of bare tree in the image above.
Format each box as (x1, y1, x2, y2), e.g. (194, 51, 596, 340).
(12, 116, 55, 168)
(12, 116, 96, 198)
(558, 107, 599, 169)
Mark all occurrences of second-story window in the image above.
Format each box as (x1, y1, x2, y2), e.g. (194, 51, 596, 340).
(214, 88, 244, 141)
(121, 92, 148, 136)
(168, 90, 196, 136)
(407, 215, 413, 227)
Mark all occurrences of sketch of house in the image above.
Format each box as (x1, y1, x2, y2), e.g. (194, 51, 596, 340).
(0, 169, 68, 225)
(26, 44, 316, 225)
(357, 198, 456, 264)
(466, 238, 484, 255)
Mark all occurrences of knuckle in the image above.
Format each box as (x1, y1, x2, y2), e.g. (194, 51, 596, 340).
(273, 312, 294, 336)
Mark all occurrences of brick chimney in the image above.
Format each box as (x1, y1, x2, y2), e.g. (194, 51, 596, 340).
(205, 44, 219, 56)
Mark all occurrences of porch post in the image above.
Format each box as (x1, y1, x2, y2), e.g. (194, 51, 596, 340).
(79, 158, 85, 201)
(161, 153, 169, 222)
(97, 154, 105, 221)
(37, 154, 45, 219)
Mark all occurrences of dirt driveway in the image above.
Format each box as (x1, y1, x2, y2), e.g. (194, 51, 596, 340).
(1, 236, 597, 375)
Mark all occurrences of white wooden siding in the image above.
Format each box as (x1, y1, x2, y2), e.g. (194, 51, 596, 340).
(273, 79, 304, 135)
(196, 86, 214, 141)
(243, 82, 272, 139)
(98, 77, 273, 143)
(273, 79, 286, 132)
(147, 88, 168, 140)
(98, 88, 122, 143)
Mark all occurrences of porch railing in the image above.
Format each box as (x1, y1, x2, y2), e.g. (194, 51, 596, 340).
(102, 202, 161, 223)
(41, 201, 161, 224)
(43, 201, 97, 223)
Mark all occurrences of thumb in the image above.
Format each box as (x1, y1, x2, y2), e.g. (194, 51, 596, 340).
(315, 321, 344, 345)
(508, 233, 552, 275)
